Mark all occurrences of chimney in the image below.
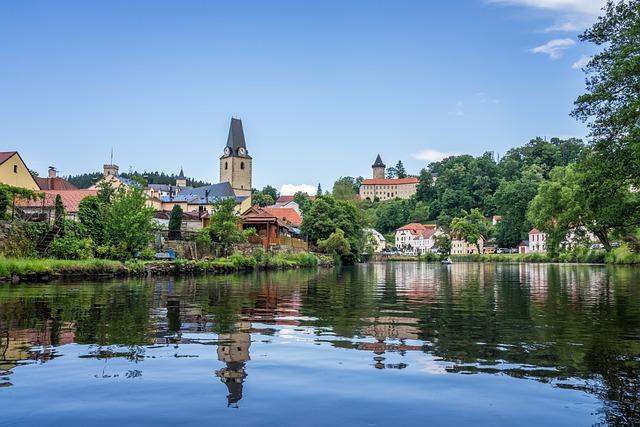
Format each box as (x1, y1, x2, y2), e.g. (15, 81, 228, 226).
(48, 167, 57, 178)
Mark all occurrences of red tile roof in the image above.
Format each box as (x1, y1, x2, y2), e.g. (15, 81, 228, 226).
(16, 190, 97, 213)
(361, 177, 419, 186)
(276, 195, 316, 204)
(0, 151, 17, 165)
(35, 177, 78, 191)
(397, 223, 436, 232)
(263, 207, 302, 227)
(529, 228, 543, 234)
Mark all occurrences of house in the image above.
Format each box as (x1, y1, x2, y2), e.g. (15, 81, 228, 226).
(364, 228, 386, 253)
(263, 206, 302, 228)
(492, 215, 502, 226)
(528, 228, 546, 252)
(153, 209, 204, 232)
(239, 205, 306, 250)
(450, 236, 486, 255)
(35, 167, 78, 191)
(16, 189, 98, 222)
(276, 194, 315, 204)
(518, 240, 529, 254)
(395, 223, 440, 254)
(359, 155, 419, 201)
(149, 182, 251, 219)
(145, 169, 189, 200)
(0, 151, 40, 191)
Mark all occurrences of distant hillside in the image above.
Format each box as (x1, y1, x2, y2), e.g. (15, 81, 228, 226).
(67, 171, 211, 189)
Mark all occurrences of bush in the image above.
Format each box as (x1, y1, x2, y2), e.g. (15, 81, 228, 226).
(606, 244, 640, 264)
(137, 247, 155, 261)
(50, 235, 94, 260)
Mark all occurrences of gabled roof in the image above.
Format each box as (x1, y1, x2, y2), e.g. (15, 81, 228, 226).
(529, 228, 543, 234)
(263, 207, 302, 227)
(396, 223, 436, 232)
(361, 177, 419, 185)
(35, 177, 78, 191)
(0, 151, 17, 165)
(372, 154, 385, 168)
(16, 189, 97, 212)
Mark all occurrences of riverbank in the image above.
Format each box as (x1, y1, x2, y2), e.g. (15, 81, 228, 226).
(0, 252, 333, 283)
(381, 246, 640, 265)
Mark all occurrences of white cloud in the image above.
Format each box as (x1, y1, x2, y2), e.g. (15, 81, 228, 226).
(280, 184, 316, 196)
(529, 38, 575, 59)
(476, 92, 501, 104)
(488, 0, 603, 16)
(412, 149, 458, 163)
(571, 54, 590, 69)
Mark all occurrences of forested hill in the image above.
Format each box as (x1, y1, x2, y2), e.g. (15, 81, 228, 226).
(67, 171, 211, 188)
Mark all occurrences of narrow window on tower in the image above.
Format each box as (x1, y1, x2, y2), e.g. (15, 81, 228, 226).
(225, 162, 228, 170)
(240, 162, 245, 170)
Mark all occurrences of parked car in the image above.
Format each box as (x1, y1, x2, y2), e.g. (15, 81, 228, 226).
(591, 243, 605, 250)
(611, 242, 621, 248)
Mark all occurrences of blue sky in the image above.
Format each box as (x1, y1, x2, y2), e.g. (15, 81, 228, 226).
(0, 0, 604, 194)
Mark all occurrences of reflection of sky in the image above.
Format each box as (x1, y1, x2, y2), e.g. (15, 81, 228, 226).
(1, 264, 637, 425)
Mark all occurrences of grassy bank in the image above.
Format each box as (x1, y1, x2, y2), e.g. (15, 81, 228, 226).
(0, 252, 332, 282)
(450, 246, 640, 264)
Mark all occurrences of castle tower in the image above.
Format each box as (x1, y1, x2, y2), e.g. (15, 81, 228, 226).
(372, 154, 385, 179)
(176, 167, 187, 188)
(219, 118, 252, 197)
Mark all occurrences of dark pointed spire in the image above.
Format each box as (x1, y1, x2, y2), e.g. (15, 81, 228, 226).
(372, 154, 385, 168)
(226, 118, 247, 153)
(178, 167, 185, 178)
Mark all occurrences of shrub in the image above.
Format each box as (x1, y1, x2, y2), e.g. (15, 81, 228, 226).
(50, 235, 94, 260)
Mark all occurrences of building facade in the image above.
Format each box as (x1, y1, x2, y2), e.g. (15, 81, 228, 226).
(220, 118, 252, 198)
(395, 223, 439, 254)
(0, 152, 40, 191)
(359, 154, 418, 201)
(528, 228, 546, 252)
(450, 236, 485, 255)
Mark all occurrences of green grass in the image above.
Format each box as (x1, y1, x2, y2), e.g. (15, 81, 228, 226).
(451, 249, 608, 264)
(605, 245, 640, 264)
(0, 257, 125, 279)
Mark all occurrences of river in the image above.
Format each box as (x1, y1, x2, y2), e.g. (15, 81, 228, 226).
(0, 262, 638, 426)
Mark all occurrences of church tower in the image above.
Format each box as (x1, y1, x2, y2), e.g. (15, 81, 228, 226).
(219, 118, 252, 197)
(176, 167, 187, 188)
(372, 154, 385, 179)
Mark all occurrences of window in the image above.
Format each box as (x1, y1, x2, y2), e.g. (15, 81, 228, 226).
(13, 165, 17, 173)
(225, 162, 228, 170)
(240, 162, 245, 170)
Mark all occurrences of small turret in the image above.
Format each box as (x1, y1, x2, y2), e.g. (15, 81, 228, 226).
(176, 167, 187, 188)
(372, 154, 385, 179)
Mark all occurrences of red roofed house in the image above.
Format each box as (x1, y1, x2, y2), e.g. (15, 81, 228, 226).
(263, 206, 302, 228)
(395, 223, 440, 254)
(16, 189, 97, 223)
(34, 167, 78, 191)
(240, 206, 307, 250)
(359, 155, 419, 201)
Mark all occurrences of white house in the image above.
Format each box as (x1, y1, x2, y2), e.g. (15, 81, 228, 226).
(395, 223, 440, 254)
(528, 228, 546, 252)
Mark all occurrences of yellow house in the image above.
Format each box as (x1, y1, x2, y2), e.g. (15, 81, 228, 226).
(0, 151, 40, 191)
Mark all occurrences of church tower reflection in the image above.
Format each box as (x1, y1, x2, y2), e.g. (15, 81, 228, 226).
(215, 319, 252, 407)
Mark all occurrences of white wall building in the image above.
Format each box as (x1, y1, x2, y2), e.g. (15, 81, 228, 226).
(395, 223, 440, 254)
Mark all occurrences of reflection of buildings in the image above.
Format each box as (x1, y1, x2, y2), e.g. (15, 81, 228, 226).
(215, 320, 252, 407)
(359, 316, 423, 369)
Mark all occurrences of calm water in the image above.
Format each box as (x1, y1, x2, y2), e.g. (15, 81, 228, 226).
(0, 263, 639, 426)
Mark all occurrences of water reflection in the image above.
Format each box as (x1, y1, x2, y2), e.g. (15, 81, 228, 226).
(0, 263, 639, 425)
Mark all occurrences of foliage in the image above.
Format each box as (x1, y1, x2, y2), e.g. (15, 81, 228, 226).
(318, 228, 351, 257)
(572, 0, 640, 190)
(0, 187, 8, 220)
(0, 258, 124, 278)
(251, 185, 278, 207)
(316, 183, 322, 196)
(293, 191, 312, 213)
(301, 195, 365, 263)
(97, 180, 116, 204)
(332, 176, 359, 201)
(203, 198, 245, 255)
(54, 194, 65, 229)
(69, 171, 210, 189)
(105, 187, 156, 257)
(262, 185, 279, 202)
(434, 234, 451, 258)
(386, 160, 408, 179)
(50, 235, 94, 260)
(450, 208, 491, 253)
(168, 204, 183, 239)
(78, 196, 106, 245)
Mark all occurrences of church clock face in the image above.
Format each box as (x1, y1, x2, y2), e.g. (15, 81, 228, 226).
(224, 147, 231, 156)
(238, 147, 246, 156)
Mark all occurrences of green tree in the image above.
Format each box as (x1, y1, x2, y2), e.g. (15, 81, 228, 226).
(168, 204, 183, 240)
(293, 191, 312, 213)
(434, 234, 451, 258)
(572, 0, 640, 189)
(332, 177, 358, 201)
(97, 180, 116, 205)
(251, 190, 275, 207)
(78, 196, 106, 245)
(395, 161, 407, 178)
(494, 165, 544, 247)
(450, 208, 490, 253)
(105, 187, 156, 257)
(203, 198, 245, 255)
(316, 183, 323, 196)
(54, 194, 65, 229)
(318, 228, 351, 257)
(262, 185, 279, 202)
